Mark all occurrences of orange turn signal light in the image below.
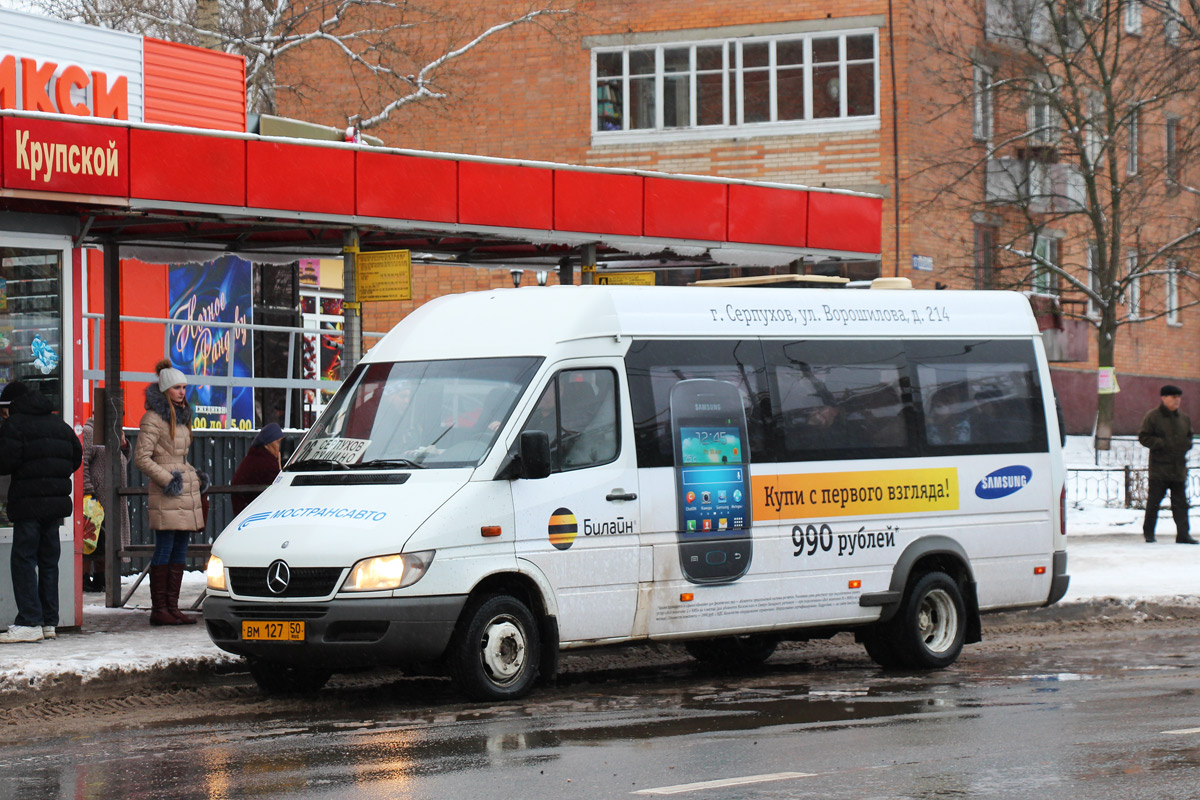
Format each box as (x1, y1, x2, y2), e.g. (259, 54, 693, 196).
(481, 526, 502, 538)
(680, 593, 694, 602)
(848, 580, 862, 589)
(1034, 566, 1046, 575)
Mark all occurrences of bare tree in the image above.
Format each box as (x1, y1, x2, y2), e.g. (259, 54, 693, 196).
(25, 0, 576, 129)
(910, 0, 1200, 447)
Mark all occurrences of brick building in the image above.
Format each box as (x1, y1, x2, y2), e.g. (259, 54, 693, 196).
(276, 0, 1200, 435)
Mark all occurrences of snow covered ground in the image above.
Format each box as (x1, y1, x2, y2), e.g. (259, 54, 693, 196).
(0, 437, 1195, 695)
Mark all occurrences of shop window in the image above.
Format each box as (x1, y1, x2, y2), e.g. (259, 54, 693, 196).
(0, 248, 64, 526)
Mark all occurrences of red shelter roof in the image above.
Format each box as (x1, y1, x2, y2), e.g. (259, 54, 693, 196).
(1, 111, 881, 267)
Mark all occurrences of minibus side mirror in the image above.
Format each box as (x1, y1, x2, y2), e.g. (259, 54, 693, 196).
(519, 430, 553, 480)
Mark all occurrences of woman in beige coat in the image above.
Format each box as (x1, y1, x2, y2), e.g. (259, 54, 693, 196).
(134, 360, 208, 626)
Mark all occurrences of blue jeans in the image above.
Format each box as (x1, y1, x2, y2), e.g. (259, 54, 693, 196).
(11, 518, 61, 628)
(151, 530, 192, 565)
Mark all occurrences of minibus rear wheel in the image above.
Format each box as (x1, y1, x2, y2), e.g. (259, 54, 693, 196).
(247, 658, 331, 694)
(449, 594, 541, 701)
(890, 571, 966, 669)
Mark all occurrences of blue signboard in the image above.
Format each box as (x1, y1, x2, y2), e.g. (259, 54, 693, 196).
(168, 255, 254, 430)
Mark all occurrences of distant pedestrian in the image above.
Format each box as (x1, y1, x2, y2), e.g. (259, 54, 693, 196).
(80, 415, 131, 592)
(0, 381, 83, 643)
(1138, 385, 1195, 544)
(230, 423, 286, 516)
(134, 360, 208, 626)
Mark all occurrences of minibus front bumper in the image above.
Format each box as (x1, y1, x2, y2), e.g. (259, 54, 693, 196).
(203, 594, 468, 667)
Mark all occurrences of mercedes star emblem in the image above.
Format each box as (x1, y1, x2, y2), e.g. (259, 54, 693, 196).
(266, 560, 291, 594)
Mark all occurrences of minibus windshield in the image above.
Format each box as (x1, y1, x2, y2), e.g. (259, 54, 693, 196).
(287, 357, 542, 470)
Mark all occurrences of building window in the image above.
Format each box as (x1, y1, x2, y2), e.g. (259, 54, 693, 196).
(1027, 75, 1059, 146)
(974, 225, 996, 288)
(1126, 106, 1138, 175)
(593, 30, 878, 139)
(1166, 116, 1179, 184)
(1032, 234, 1058, 294)
(1166, 261, 1180, 324)
(974, 65, 993, 143)
(1165, 0, 1181, 45)
(1127, 250, 1140, 319)
(1125, 0, 1142, 34)
(1084, 90, 1104, 165)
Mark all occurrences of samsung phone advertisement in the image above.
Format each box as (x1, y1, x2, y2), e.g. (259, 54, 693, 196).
(671, 379, 753, 584)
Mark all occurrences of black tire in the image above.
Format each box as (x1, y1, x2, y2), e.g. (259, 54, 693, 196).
(685, 634, 778, 669)
(858, 628, 905, 670)
(247, 658, 331, 694)
(892, 571, 966, 669)
(448, 594, 541, 701)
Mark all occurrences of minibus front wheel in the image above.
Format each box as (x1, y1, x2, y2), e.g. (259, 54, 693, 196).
(448, 594, 541, 701)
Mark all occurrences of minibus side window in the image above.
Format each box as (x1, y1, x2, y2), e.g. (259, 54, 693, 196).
(625, 339, 768, 468)
(907, 339, 1048, 454)
(519, 368, 619, 472)
(764, 340, 912, 462)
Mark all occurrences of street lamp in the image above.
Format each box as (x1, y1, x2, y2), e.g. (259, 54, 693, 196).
(510, 268, 524, 288)
(536, 270, 548, 286)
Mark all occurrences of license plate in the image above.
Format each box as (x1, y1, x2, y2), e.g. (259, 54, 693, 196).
(241, 620, 305, 641)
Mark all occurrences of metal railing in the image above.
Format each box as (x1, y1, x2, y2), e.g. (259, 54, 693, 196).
(1066, 466, 1199, 509)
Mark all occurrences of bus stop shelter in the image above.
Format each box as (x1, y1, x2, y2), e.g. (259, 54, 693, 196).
(0, 109, 883, 614)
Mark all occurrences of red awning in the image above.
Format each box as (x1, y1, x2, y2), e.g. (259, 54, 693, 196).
(1, 111, 882, 269)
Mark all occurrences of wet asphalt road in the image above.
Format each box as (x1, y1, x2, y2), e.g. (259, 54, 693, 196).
(2, 615, 1199, 800)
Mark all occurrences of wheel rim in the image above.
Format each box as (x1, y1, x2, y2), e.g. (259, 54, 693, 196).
(479, 615, 527, 686)
(916, 588, 958, 654)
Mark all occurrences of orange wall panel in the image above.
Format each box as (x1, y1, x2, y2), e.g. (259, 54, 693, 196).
(143, 37, 246, 132)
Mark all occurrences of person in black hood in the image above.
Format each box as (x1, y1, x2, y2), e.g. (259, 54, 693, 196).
(0, 381, 83, 643)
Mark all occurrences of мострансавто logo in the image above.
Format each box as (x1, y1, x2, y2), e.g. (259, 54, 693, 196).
(975, 466, 1033, 499)
(238, 507, 388, 530)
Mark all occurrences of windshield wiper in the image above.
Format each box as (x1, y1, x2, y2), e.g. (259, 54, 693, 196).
(353, 458, 425, 470)
(285, 459, 350, 472)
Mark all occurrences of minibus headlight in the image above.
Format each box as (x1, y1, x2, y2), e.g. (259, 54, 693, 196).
(206, 555, 226, 591)
(344, 551, 435, 591)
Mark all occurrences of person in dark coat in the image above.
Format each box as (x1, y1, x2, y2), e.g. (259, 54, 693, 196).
(230, 423, 286, 516)
(1138, 384, 1195, 544)
(0, 381, 83, 643)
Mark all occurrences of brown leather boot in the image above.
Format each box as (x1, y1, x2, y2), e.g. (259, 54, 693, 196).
(149, 565, 182, 626)
(166, 563, 197, 624)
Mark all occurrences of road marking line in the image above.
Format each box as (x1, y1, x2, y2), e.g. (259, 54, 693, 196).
(633, 772, 816, 795)
(1163, 727, 1200, 735)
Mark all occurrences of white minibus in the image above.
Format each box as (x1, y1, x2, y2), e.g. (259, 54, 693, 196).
(203, 283, 1068, 699)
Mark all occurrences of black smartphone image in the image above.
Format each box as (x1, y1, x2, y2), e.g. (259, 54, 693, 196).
(670, 379, 753, 584)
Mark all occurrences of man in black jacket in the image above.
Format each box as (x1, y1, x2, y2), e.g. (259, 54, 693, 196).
(0, 382, 83, 642)
(1138, 384, 1196, 544)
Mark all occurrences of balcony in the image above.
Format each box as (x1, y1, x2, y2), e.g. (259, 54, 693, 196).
(986, 158, 1086, 212)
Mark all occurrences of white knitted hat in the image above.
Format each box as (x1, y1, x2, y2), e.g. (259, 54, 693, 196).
(157, 366, 188, 392)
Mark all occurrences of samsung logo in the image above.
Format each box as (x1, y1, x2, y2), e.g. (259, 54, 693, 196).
(975, 466, 1033, 499)
(694, 403, 722, 411)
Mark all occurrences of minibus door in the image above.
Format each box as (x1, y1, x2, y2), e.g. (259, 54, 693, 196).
(511, 365, 640, 643)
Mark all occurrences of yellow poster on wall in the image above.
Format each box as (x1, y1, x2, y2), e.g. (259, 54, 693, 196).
(357, 250, 412, 301)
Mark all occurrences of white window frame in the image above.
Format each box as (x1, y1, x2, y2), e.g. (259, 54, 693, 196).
(591, 28, 880, 144)
(1166, 260, 1180, 324)
(1027, 80, 1060, 147)
(1165, 0, 1181, 45)
(1125, 0, 1143, 34)
(974, 65, 994, 143)
(1032, 234, 1059, 294)
(1084, 90, 1104, 166)
(1127, 250, 1141, 319)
